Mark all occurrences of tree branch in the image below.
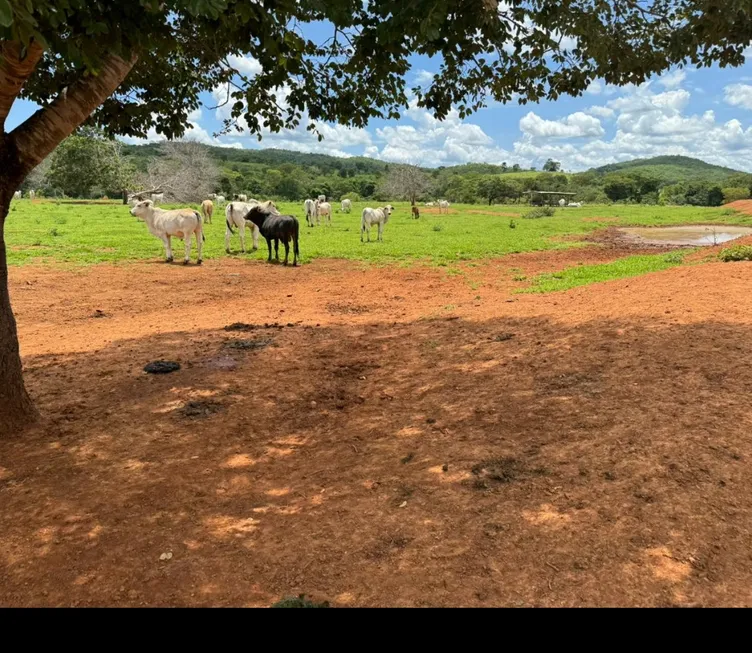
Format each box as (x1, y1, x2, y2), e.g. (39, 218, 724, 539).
(9, 52, 138, 176)
(0, 40, 45, 130)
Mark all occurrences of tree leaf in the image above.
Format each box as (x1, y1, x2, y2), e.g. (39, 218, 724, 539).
(0, 0, 14, 27)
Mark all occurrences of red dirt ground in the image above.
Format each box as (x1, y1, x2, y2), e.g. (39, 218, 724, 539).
(3, 247, 752, 607)
(724, 200, 752, 215)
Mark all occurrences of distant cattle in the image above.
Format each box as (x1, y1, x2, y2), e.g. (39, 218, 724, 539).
(411, 205, 420, 219)
(201, 199, 214, 224)
(559, 198, 566, 207)
(361, 205, 394, 242)
(304, 199, 316, 227)
(567, 202, 582, 208)
(341, 199, 352, 213)
(28, 190, 35, 200)
(236, 194, 248, 202)
(317, 194, 326, 202)
(13, 191, 21, 200)
(152, 192, 164, 205)
(316, 201, 332, 226)
(438, 200, 449, 213)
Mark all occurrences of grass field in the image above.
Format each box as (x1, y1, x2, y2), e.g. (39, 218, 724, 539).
(5, 199, 745, 268)
(522, 252, 687, 293)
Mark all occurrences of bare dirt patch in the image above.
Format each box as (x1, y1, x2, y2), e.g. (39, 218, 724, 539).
(4, 253, 752, 606)
(724, 200, 752, 215)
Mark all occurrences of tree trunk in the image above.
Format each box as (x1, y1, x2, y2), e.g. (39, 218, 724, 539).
(0, 143, 38, 436)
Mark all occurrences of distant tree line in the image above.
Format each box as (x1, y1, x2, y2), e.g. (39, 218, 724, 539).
(24, 134, 752, 208)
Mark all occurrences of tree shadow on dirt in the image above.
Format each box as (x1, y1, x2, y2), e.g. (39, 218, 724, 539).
(2, 314, 752, 607)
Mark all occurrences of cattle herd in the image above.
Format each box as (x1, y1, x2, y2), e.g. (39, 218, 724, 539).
(12, 190, 453, 266)
(123, 193, 432, 266)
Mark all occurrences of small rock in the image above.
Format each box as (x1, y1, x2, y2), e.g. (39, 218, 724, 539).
(143, 360, 180, 374)
(310, 401, 317, 408)
(442, 464, 449, 472)
(398, 501, 407, 508)
(159, 551, 173, 561)
(358, 376, 366, 381)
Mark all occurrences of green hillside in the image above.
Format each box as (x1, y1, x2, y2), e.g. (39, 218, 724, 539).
(590, 155, 743, 184)
(112, 145, 752, 207)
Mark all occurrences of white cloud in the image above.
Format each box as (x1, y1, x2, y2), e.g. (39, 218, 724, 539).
(724, 83, 752, 110)
(584, 105, 615, 119)
(585, 80, 603, 95)
(228, 54, 262, 78)
(658, 68, 687, 90)
(369, 99, 518, 166)
(519, 111, 604, 139)
(412, 69, 435, 87)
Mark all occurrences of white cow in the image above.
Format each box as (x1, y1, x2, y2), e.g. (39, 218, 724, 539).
(438, 200, 449, 213)
(316, 201, 332, 226)
(214, 194, 226, 205)
(361, 205, 394, 242)
(303, 199, 316, 227)
(558, 198, 566, 207)
(152, 192, 164, 205)
(237, 194, 248, 202)
(567, 202, 582, 208)
(130, 200, 204, 264)
(341, 198, 352, 213)
(201, 199, 214, 224)
(28, 190, 36, 200)
(425, 201, 435, 207)
(317, 194, 326, 202)
(13, 191, 21, 200)
(225, 199, 279, 253)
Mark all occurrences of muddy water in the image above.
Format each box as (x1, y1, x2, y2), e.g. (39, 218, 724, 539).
(620, 225, 752, 246)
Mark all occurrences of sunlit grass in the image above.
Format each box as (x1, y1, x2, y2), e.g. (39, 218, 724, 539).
(5, 198, 741, 266)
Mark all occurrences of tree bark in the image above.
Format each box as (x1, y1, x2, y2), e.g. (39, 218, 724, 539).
(11, 52, 138, 176)
(0, 139, 38, 436)
(0, 41, 45, 129)
(0, 48, 138, 436)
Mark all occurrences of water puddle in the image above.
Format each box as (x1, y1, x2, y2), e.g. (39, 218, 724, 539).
(619, 225, 752, 246)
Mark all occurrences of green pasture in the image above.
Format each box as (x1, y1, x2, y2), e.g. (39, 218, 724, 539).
(5, 199, 744, 269)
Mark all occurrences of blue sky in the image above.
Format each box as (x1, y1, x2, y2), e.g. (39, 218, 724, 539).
(7, 23, 752, 172)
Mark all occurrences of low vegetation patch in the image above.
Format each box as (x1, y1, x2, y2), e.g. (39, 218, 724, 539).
(522, 252, 687, 293)
(719, 244, 752, 262)
(523, 206, 556, 219)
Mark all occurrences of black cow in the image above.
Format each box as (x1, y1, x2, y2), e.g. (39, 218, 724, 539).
(243, 205, 300, 266)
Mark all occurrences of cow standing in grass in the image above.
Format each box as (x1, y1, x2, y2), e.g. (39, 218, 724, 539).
(201, 199, 214, 224)
(304, 198, 316, 227)
(130, 199, 204, 264)
(243, 204, 300, 266)
(361, 205, 394, 242)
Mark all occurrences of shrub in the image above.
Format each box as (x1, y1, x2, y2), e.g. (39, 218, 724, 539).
(719, 245, 752, 262)
(433, 224, 443, 232)
(509, 219, 516, 229)
(722, 187, 750, 204)
(523, 206, 555, 219)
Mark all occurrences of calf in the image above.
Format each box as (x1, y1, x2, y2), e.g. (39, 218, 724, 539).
(130, 199, 204, 264)
(304, 198, 316, 227)
(225, 199, 279, 253)
(341, 198, 352, 213)
(411, 205, 420, 219)
(316, 201, 332, 226)
(361, 205, 394, 242)
(201, 199, 214, 224)
(243, 205, 300, 266)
